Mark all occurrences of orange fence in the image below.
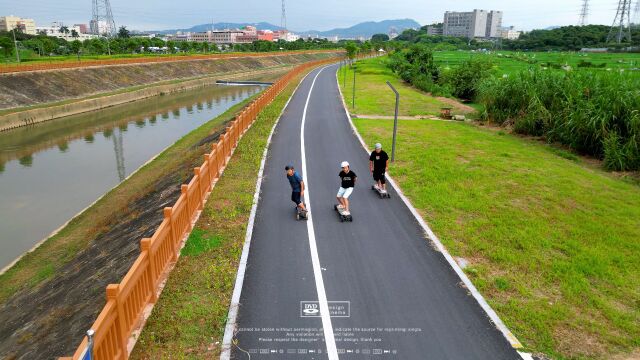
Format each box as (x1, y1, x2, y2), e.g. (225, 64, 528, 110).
(0, 50, 341, 74)
(60, 56, 341, 360)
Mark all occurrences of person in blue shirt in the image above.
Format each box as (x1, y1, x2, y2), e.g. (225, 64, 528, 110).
(285, 164, 307, 213)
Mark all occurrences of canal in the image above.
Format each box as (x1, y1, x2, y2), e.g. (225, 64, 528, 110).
(0, 83, 263, 270)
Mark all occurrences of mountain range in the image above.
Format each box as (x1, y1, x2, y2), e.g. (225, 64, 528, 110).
(155, 19, 421, 39)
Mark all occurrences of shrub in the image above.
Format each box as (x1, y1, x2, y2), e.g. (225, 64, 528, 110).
(478, 69, 640, 170)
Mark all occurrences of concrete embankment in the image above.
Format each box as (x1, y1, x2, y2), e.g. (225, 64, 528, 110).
(0, 51, 340, 131)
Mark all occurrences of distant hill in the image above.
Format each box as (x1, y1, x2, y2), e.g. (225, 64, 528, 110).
(155, 19, 422, 39)
(302, 19, 421, 38)
(155, 22, 282, 34)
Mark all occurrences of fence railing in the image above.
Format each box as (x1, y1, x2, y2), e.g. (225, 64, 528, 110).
(59, 55, 340, 360)
(0, 50, 340, 74)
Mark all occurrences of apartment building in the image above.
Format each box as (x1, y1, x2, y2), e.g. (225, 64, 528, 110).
(0, 15, 37, 35)
(443, 10, 503, 39)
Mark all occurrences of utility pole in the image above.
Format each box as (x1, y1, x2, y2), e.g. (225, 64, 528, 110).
(12, 29, 20, 62)
(386, 81, 400, 162)
(607, 0, 633, 44)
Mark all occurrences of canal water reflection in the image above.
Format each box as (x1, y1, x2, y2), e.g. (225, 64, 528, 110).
(0, 84, 262, 269)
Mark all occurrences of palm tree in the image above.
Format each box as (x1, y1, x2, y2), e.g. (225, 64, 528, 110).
(71, 29, 79, 38)
(59, 26, 70, 35)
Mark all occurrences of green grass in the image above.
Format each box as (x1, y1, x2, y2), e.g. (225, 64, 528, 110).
(338, 56, 447, 116)
(353, 118, 640, 359)
(130, 69, 309, 359)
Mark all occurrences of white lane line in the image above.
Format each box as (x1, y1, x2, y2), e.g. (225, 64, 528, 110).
(220, 69, 315, 360)
(300, 66, 340, 360)
(333, 64, 530, 357)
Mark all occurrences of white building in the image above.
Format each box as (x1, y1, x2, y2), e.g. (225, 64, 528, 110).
(36, 23, 97, 41)
(443, 9, 503, 39)
(500, 26, 521, 40)
(0, 15, 36, 35)
(89, 19, 114, 36)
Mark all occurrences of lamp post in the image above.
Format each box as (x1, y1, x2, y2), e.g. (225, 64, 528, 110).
(386, 81, 400, 162)
(12, 29, 20, 63)
(352, 62, 356, 110)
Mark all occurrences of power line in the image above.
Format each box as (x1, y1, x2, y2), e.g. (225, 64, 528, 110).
(607, 0, 632, 43)
(579, 0, 590, 25)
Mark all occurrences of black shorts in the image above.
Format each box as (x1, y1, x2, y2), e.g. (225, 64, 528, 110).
(373, 171, 386, 184)
(291, 191, 302, 205)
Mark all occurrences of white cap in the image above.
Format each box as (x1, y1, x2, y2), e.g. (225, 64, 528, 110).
(375, 143, 382, 149)
(341, 161, 349, 168)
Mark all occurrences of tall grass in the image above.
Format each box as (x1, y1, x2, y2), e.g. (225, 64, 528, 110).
(478, 69, 640, 170)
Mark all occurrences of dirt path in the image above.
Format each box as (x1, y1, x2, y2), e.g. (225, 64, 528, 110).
(434, 96, 476, 113)
(353, 114, 460, 121)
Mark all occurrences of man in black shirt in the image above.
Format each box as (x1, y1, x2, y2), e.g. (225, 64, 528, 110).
(369, 143, 389, 194)
(337, 161, 357, 215)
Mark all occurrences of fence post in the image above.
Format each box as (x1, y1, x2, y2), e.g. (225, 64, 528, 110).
(194, 168, 203, 210)
(140, 238, 158, 303)
(180, 184, 190, 218)
(106, 284, 128, 359)
(205, 154, 213, 184)
(163, 207, 177, 260)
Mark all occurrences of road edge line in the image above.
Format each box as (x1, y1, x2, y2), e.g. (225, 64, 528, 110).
(301, 66, 340, 360)
(334, 64, 529, 356)
(219, 68, 315, 359)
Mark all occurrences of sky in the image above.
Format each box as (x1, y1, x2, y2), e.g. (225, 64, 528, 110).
(1, 0, 635, 32)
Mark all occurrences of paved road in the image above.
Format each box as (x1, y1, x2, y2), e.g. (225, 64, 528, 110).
(229, 64, 521, 359)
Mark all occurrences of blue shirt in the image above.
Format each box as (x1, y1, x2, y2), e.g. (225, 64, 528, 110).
(287, 171, 303, 192)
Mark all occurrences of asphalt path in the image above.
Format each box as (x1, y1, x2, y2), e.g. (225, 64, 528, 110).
(229, 64, 521, 359)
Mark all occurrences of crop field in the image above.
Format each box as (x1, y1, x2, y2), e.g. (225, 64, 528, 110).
(434, 50, 640, 75)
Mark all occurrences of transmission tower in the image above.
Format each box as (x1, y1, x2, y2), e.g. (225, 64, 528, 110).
(607, 0, 633, 43)
(112, 127, 126, 182)
(578, 0, 589, 25)
(91, 0, 117, 37)
(633, 0, 640, 26)
(281, 0, 287, 30)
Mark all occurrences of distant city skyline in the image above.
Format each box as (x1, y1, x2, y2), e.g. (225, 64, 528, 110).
(2, 0, 630, 32)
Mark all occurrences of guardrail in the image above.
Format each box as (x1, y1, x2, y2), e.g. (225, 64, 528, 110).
(60, 56, 341, 360)
(0, 50, 341, 74)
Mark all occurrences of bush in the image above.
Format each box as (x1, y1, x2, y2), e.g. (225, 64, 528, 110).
(478, 69, 640, 170)
(439, 58, 494, 100)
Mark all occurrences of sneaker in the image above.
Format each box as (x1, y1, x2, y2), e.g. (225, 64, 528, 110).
(381, 189, 387, 194)
(373, 184, 379, 190)
(344, 211, 351, 215)
(337, 204, 344, 209)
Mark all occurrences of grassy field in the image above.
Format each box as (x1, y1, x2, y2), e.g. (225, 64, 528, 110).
(434, 50, 640, 76)
(130, 69, 307, 358)
(338, 57, 448, 116)
(346, 58, 640, 359)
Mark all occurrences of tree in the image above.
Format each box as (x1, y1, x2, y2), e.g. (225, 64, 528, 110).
(71, 29, 79, 38)
(59, 26, 70, 35)
(371, 33, 390, 42)
(69, 40, 82, 54)
(166, 40, 177, 53)
(117, 26, 130, 39)
(345, 42, 358, 60)
(0, 36, 14, 57)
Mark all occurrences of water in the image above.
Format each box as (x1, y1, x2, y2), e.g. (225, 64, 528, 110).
(0, 84, 263, 269)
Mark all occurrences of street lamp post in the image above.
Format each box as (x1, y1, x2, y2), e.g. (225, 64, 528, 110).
(352, 62, 356, 110)
(12, 29, 20, 63)
(386, 81, 400, 162)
